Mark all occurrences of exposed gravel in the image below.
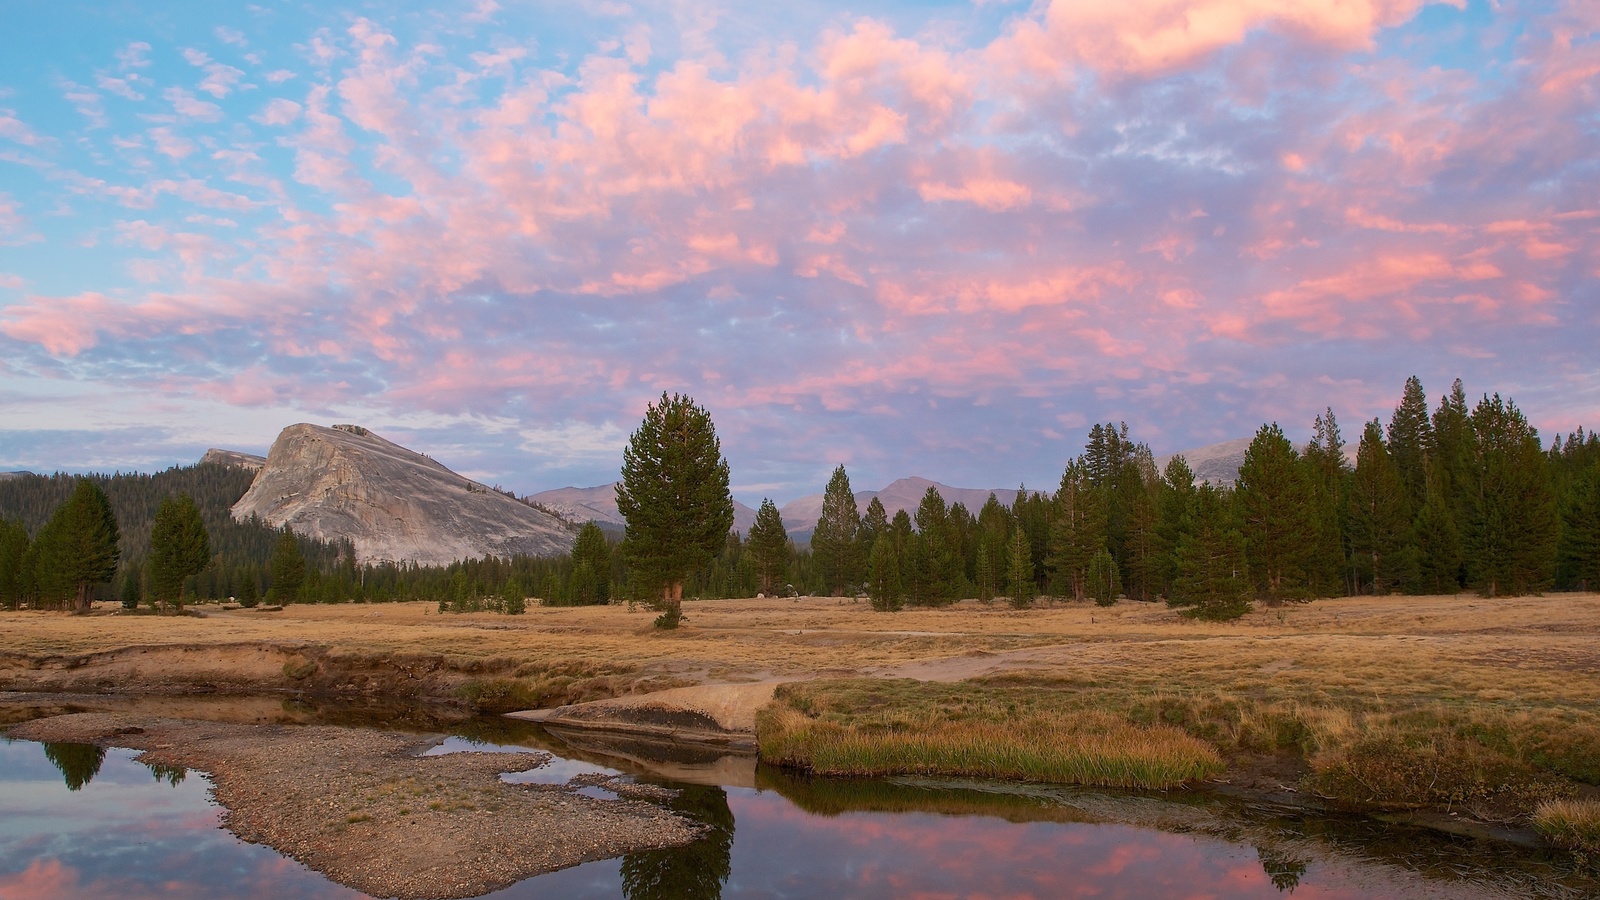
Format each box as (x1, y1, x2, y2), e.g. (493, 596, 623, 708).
(6, 712, 702, 899)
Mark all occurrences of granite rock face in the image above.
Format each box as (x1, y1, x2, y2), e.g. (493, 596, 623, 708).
(232, 424, 573, 565)
(201, 448, 268, 471)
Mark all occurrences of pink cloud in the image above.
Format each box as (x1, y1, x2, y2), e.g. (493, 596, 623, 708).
(999, 0, 1459, 77)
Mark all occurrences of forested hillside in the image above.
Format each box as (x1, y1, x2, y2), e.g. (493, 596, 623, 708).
(0, 462, 348, 606)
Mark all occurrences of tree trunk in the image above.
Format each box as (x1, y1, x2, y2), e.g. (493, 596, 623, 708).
(75, 581, 92, 614)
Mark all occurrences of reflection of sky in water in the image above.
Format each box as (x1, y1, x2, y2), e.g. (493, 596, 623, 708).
(0, 736, 1512, 899)
(498, 788, 1390, 900)
(0, 740, 361, 899)
(498, 757, 620, 786)
(419, 736, 545, 757)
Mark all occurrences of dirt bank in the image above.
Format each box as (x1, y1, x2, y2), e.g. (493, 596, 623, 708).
(512, 681, 783, 749)
(6, 712, 701, 900)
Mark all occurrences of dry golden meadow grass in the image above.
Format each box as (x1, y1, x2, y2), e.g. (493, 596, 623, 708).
(8, 591, 1598, 698)
(7, 591, 1600, 811)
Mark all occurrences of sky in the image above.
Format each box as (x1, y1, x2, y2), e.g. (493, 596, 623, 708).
(0, 0, 1596, 505)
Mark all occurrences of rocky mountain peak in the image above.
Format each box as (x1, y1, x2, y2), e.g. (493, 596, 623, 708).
(232, 423, 573, 566)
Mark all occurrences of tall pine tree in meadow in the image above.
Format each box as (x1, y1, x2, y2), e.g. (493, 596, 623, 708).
(812, 465, 863, 596)
(1465, 394, 1559, 596)
(31, 480, 121, 612)
(1235, 423, 1314, 602)
(616, 393, 735, 623)
(147, 493, 211, 609)
(747, 498, 791, 596)
(1347, 420, 1416, 594)
(1388, 376, 1434, 513)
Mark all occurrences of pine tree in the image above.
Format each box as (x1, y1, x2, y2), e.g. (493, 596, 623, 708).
(1121, 482, 1161, 602)
(812, 465, 862, 596)
(747, 498, 791, 596)
(1047, 460, 1106, 601)
(1347, 420, 1416, 594)
(1412, 466, 1462, 594)
(976, 493, 1010, 591)
(1235, 423, 1313, 602)
(1303, 407, 1350, 594)
(1155, 456, 1197, 598)
(1006, 527, 1033, 609)
(1560, 461, 1600, 592)
(866, 533, 904, 612)
(1388, 376, 1434, 513)
(858, 496, 889, 566)
(615, 393, 735, 624)
(903, 531, 933, 606)
(1433, 376, 1465, 512)
(236, 571, 259, 608)
(267, 527, 305, 604)
(569, 522, 612, 604)
(147, 493, 211, 609)
(119, 566, 142, 610)
(1168, 484, 1252, 620)
(1465, 394, 1559, 596)
(974, 543, 995, 604)
(1086, 548, 1122, 606)
(31, 480, 121, 612)
(914, 485, 957, 605)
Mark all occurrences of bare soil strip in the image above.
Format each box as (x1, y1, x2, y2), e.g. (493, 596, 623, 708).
(5, 712, 700, 900)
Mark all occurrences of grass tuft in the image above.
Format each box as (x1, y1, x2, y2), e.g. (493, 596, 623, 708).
(1534, 798, 1600, 855)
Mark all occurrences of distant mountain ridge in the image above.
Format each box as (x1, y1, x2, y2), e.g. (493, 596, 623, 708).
(233, 424, 574, 566)
(527, 484, 760, 535)
(777, 476, 1016, 541)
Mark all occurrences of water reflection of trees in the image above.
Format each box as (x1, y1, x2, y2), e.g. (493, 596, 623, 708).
(146, 761, 187, 786)
(42, 742, 105, 791)
(1256, 846, 1307, 893)
(620, 784, 734, 900)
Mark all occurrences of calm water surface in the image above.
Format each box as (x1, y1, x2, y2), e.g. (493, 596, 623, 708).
(1, 700, 1593, 900)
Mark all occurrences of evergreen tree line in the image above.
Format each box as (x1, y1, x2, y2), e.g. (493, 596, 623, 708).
(4, 374, 1594, 616)
(805, 377, 1597, 618)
